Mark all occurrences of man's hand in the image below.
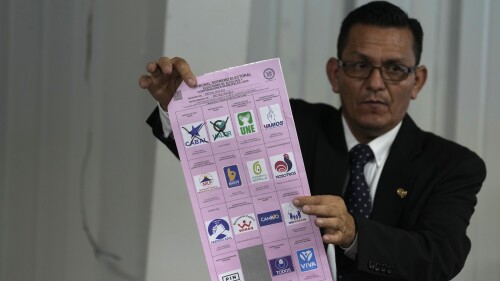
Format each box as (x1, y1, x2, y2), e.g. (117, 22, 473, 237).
(138, 57, 197, 111)
(293, 195, 356, 248)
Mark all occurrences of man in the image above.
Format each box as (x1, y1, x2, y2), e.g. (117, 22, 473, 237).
(139, 1, 486, 280)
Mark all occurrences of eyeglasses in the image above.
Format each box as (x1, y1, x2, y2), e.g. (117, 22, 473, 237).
(338, 60, 417, 81)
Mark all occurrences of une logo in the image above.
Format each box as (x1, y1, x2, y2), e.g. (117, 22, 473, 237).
(236, 111, 258, 136)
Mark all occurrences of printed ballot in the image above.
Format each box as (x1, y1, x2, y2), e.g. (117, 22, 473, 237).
(168, 58, 333, 281)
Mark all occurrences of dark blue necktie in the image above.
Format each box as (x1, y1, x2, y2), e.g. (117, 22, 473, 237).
(345, 144, 374, 219)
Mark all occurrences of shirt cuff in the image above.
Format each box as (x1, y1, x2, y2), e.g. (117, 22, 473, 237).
(158, 103, 173, 139)
(340, 232, 358, 260)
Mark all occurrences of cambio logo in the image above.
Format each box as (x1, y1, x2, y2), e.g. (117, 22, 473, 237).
(257, 210, 282, 227)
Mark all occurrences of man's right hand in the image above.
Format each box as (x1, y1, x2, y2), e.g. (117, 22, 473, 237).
(138, 57, 197, 111)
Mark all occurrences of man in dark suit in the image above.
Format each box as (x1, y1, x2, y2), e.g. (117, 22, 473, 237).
(139, 1, 486, 280)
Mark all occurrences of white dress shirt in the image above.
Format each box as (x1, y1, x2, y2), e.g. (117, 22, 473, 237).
(327, 115, 401, 280)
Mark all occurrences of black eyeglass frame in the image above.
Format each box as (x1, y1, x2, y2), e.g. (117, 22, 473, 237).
(338, 59, 418, 81)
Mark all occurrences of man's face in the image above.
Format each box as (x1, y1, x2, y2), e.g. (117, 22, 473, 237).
(327, 24, 427, 143)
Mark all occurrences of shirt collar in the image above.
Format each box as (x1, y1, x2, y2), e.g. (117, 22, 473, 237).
(342, 116, 402, 167)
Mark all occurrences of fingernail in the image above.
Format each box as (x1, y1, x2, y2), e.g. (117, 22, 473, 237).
(292, 199, 300, 206)
(302, 205, 310, 212)
(188, 79, 196, 87)
(316, 218, 323, 225)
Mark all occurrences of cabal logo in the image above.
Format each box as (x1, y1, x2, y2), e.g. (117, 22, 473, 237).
(207, 115, 234, 142)
(218, 269, 244, 281)
(205, 217, 233, 244)
(270, 152, 297, 179)
(282, 202, 309, 225)
(297, 248, 318, 272)
(269, 255, 294, 276)
(259, 104, 284, 130)
(180, 121, 208, 147)
(236, 110, 258, 136)
(231, 213, 257, 234)
(246, 159, 269, 183)
(223, 165, 242, 188)
(257, 210, 283, 227)
(193, 171, 221, 193)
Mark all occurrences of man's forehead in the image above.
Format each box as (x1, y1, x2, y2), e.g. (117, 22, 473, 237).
(342, 24, 415, 63)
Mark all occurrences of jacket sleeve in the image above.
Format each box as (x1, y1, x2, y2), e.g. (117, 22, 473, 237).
(146, 107, 180, 159)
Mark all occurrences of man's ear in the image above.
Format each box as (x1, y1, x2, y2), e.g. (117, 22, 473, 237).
(326, 57, 340, 93)
(411, 65, 427, 99)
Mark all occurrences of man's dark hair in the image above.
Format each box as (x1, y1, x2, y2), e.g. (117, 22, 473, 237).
(337, 1, 424, 65)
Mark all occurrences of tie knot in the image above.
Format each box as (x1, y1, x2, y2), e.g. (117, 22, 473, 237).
(349, 144, 374, 167)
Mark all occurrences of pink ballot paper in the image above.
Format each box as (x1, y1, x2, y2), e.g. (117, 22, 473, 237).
(168, 58, 333, 281)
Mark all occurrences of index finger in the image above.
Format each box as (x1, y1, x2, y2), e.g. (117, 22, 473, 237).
(292, 195, 340, 207)
(170, 57, 197, 87)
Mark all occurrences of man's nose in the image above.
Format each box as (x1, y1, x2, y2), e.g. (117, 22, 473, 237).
(365, 67, 386, 91)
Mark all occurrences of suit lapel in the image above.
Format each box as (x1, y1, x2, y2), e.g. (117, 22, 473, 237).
(371, 115, 422, 225)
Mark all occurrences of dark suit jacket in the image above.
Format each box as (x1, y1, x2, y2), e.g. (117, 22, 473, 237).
(147, 99, 486, 281)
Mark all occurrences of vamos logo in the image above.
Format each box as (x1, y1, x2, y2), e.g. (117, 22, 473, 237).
(297, 248, 318, 272)
(270, 152, 297, 179)
(257, 210, 283, 227)
(246, 159, 269, 183)
(207, 115, 234, 142)
(218, 269, 244, 281)
(180, 122, 209, 147)
(231, 213, 258, 235)
(223, 165, 242, 188)
(269, 255, 295, 276)
(235, 110, 258, 136)
(282, 202, 309, 225)
(205, 217, 233, 244)
(193, 172, 221, 193)
(259, 104, 284, 130)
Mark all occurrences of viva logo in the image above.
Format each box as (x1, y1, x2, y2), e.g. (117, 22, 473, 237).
(297, 248, 318, 272)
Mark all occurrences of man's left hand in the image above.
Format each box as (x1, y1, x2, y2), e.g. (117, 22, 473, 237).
(293, 195, 356, 248)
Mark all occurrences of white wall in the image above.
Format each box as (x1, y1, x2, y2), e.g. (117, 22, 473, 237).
(147, 0, 500, 280)
(0, 0, 165, 280)
(1, 0, 498, 280)
(145, 1, 252, 280)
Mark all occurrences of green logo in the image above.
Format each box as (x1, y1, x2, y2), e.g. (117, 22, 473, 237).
(253, 161, 262, 175)
(237, 111, 253, 126)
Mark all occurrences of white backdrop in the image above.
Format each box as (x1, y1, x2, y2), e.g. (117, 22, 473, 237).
(0, 0, 165, 280)
(1, 0, 498, 281)
(147, 0, 500, 280)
